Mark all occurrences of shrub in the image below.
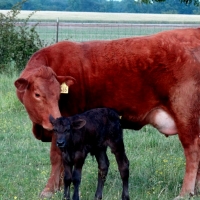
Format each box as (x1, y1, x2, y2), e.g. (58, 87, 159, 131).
(0, 0, 44, 74)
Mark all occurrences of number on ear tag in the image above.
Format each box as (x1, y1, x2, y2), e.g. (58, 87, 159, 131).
(61, 83, 68, 94)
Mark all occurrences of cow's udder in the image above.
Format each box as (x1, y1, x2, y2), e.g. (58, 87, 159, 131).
(146, 108, 178, 136)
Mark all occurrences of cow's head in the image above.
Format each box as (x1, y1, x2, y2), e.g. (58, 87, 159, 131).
(49, 115, 86, 148)
(14, 66, 76, 130)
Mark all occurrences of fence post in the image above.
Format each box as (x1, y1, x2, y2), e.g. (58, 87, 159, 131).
(56, 18, 59, 43)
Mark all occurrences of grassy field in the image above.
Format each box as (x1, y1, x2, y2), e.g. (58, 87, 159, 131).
(0, 11, 198, 200)
(0, 74, 186, 200)
(1, 10, 200, 23)
(35, 22, 198, 43)
(2, 10, 200, 44)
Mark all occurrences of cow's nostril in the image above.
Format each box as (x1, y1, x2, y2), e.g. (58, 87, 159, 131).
(56, 141, 65, 147)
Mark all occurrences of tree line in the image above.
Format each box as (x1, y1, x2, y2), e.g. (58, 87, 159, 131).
(1, 0, 200, 14)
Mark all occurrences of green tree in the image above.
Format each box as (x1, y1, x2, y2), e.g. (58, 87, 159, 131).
(0, 0, 13, 9)
(1, 0, 200, 12)
(139, 0, 199, 6)
(0, 1, 44, 74)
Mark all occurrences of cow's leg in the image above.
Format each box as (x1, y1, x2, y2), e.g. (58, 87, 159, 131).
(195, 161, 200, 195)
(72, 152, 86, 200)
(40, 134, 64, 198)
(94, 148, 109, 200)
(174, 128, 200, 199)
(110, 141, 130, 200)
(169, 83, 200, 199)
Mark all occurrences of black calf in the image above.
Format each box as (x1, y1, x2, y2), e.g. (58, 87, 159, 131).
(49, 108, 129, 200)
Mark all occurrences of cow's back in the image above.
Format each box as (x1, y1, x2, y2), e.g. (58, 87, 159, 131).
(20, 27, 200, 129)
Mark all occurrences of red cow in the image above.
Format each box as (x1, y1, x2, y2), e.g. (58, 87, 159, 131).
(14, 28, 200, 199)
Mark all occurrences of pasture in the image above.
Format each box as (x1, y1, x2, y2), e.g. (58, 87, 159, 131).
(34, 22, 199, 45)
(1, 10, 200, 23)
(1, 10, 199, 44)
(0, 11, 196, 199)
(0, 77, 185, 199)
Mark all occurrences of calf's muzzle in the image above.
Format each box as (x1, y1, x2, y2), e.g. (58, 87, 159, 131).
(56, 139, 66, 148)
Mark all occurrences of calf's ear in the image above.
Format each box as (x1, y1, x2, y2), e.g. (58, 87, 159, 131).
(49, 115, 56, 125)
(14, 78, 29, 92)
(72, 119, 86, 130)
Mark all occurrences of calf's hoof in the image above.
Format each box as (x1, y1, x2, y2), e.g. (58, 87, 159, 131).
(94, 197, 102, 200)
(122, 196, 130, 200)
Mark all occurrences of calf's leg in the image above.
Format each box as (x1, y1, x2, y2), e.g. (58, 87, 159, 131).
(40, 134, 63, 198)
(110, 140, 130, 200)
(63, 163, 73, 200)
(72, 152, 86, 200)
(94, 148, 109, 200)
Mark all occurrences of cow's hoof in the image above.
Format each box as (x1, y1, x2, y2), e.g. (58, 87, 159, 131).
(173, 194, 194, 200)
(173, 196, 184, 200)
(40, 190, 53, 199)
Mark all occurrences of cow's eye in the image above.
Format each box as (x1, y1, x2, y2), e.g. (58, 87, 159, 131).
(35, 93, 40, 98)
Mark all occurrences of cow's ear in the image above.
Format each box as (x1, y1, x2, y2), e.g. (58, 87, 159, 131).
(56, 76, 76, 87)
(14, 78, 29, 92)
(72, 119, 86, 130)
(49, 115, 56, 125)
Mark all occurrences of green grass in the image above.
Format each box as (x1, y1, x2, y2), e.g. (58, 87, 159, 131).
(0, 74, 187, 200)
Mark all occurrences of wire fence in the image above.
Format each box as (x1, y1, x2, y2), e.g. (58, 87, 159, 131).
(17, 20, 200, 45)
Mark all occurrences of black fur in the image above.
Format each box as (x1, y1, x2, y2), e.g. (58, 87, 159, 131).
(49, 108, 129, 200)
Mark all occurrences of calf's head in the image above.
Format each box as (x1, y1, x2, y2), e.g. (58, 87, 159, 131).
(14, 66, 75, 130)
(49, 115, 86, 148)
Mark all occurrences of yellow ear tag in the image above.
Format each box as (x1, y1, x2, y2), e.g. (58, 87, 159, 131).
(61, 83, 68, 94)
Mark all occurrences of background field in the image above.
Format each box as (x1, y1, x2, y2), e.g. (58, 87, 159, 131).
(1, 10, 200, 23)
(0, 11, 198, 200)
(33, 22, 199, 45)
(2, 10, 200, 44)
